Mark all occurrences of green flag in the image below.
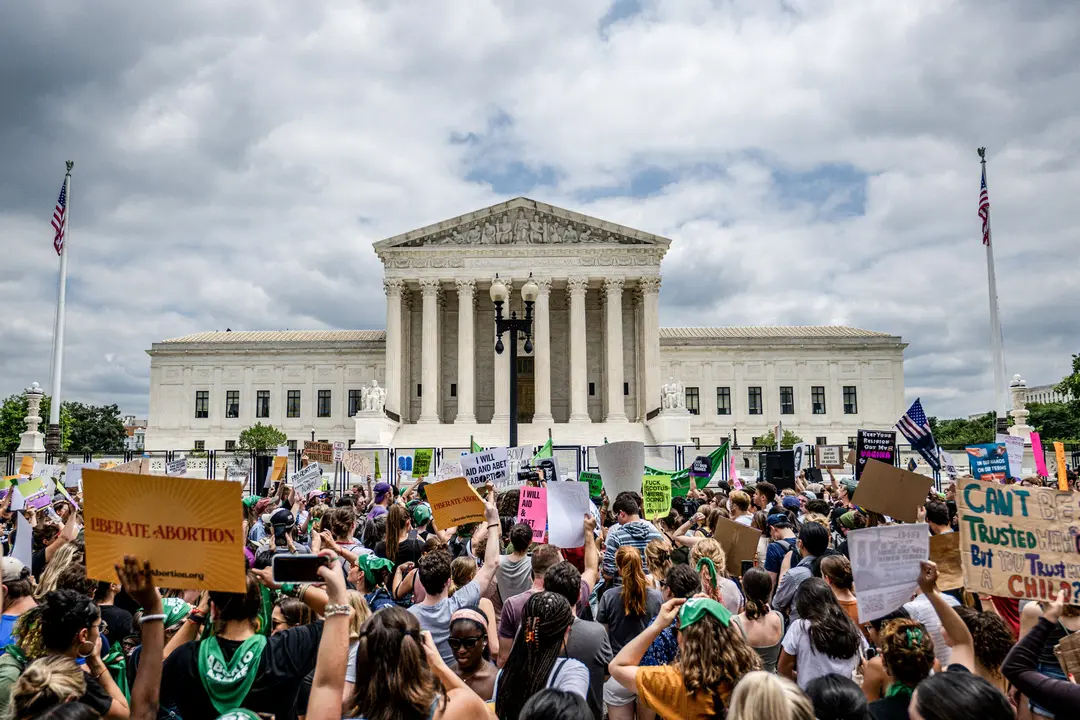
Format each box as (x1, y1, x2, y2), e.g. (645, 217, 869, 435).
(470, 437, 483, 454)
(375, 452, 381, 480)
(533, 437, 553, 460)
(658, 443, 730, 497)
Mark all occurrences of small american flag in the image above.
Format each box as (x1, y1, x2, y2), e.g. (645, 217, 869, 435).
(52, 181, 67, 255)
(897, 398, 940, 471)
(978, 165, 991, 246)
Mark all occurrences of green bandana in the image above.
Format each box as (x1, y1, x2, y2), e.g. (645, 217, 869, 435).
(257, 585, 274, 637)
(679, 597, 732, 629)
(216, 710, 261, 720)
(884, 682, 915, 701)
(696, 557, 718, 588)
(197, 634, 268, 715)
(161, 597, 192, 629)
(839, 511, 859, 530)
(102, 644, 130, 701)
(356, 554, 395, 586)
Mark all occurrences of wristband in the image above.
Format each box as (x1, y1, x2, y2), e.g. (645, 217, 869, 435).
(281, 583, 298, 596)
(324, 603, 351, 618)
(139, 613, 167, 625)
(187, 612, 206, 626)
(488, 523, 499, 530)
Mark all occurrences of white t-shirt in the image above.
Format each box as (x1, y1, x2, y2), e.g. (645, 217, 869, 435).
(904, 593, 960, 667)
(490, 657, 589, 702)
(734, 514, 753, 526)
(781, 618, 867, 690)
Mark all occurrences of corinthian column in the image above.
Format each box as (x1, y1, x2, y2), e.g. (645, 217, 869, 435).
(639, 276, 662, 415)
(454, 279, 477, 424)
(383, 279, 404, 417)
(418, 279, 441, 423)
(492, 278, 511, 427)
(604, 277, 628, 423)
(567, 277, 590, 422)
(531, 277, 553, 424)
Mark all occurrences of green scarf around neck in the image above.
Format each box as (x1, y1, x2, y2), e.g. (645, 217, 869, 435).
(197, 634, 268, 714)
(102, 644, 130, 701)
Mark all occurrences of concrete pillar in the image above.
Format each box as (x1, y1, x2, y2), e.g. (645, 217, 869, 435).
(532, 277, 553, 424)
(567, 277, 590, 422)
(418, 279, 441, 423)
(604, 277, 628, 422)
(640, 276, 662, 416)
(383, 279, 404, 416)
(455, 279, 477, 424)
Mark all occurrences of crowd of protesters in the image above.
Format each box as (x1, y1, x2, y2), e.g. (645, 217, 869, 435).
(1, 457, 1079, 719)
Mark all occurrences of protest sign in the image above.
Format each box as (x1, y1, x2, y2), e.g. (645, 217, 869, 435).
(995, 434, 1025, 480)
(595, 441, 644, 497)
(289, 463, 324, 497)
(1055, 442, 1068, 491)
(547, 481, 590, 548)
(849, 524, 929, 622)
(225, 456, 250, 483)
(270, 456, 288, 484)
(18, 457, 34, 476)
(332, 441, 345, 463)
(64, 462, 98, 487)
(853, 460, 933, 523)
(534, 455, 562, 485)
(965, 443, 1011, 483)
(957, 477, 1080, 602)
(940, 451, 958, 483)
(579, 471, 603, 498)
(13, 513, 32, 567)
(165, 457, 187, 476)
(929, 532, 963, 591)
(82, 469, 245, 592)
(815, 445, 846, 470)
(460, 447, 509, 488)
(855, 430, 896, 481)
(793, 443, 812, 474)
(304, 441, 334, 465)
(276, 445, 289, 457)
(9, 486, 26, 512)
(505, 445, 535, 487)
(1031, 432, 1048, 477)
(436, 460, 462, 482)
(642, 475, 672, 519)
(110, 458, 149, 475)
(424, 476, 486, 528)
(342, 451, 370, 477)
(517, 487, 547, 542)
(412, 448, 434, 478)
(712, 515, 762, 577)
(689, 456, 711, 479)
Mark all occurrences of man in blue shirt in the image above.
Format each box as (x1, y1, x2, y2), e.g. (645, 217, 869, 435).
(0, 558, 36, 650)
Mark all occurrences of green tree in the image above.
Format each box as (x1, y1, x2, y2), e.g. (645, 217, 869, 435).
(238, 423, 287, 451)
(929, 412, 995, 447)
(0, 394, 72, 453)
(1055, 353, 1080, 401)
(64, 402, 126, 454)
(1026, 401, 1080, 443)
(751, 430, 804, 450)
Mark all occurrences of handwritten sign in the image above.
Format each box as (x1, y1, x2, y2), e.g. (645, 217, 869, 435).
(82, 469, 245, 592)
(816, 445, 846, 470)
(849, 524, 929, 622)
(225, 456, 250, 483)
(855, 430, 896, 481)
(165, 457, 188, 476)
(110, 458, 149, 475)
(642, 475, 672, 519)
(64, 462, 98, 488)
(1055, 442, 1069, 491)
(460, 447, 509, 488)
(957, 477, 1080, 603)
(304, 441, 334, 465)
(289, 463, 324, 497)
(579, 471, 603, 498)
(517, 487, 547, 542)
(412, 448, 434, 479)
(965, 443, 1011, 483)
(342, 451, 370, 477)
(505, 445, 535, 487)
(1031, 432, 1048, 477)
(424, 476, 486, 529)
(996, 434, 1025, 479)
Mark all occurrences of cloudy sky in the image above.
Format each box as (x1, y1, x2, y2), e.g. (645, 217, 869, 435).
(2, 0, 1078, 421)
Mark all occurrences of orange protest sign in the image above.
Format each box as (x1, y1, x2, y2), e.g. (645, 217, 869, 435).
(424, 477, 486, 529)
(1054, 442, 1069, 491)
(271, 456, 288, 483)
(18, 457, 34, 476)
(82, 469, 245, 592)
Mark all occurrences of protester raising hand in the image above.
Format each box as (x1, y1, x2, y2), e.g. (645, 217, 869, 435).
(1003, 589, 1080, 716)
(917, 560, 976, 673)
(305, 551, 352, 720)
(116, 557, 163, 720)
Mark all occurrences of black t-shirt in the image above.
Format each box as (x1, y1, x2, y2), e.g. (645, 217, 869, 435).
(869, 694, 909, 720)
(80, 673, 114, 715)
(373, 536, 425, 569)
(31, 549, 46, 580)
(161, 621, 323, 720)
(99, 605, 135, 645)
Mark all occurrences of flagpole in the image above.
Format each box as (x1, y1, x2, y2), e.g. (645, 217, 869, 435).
(979, 148, 1009, 427)
(45, 161, 73, 455)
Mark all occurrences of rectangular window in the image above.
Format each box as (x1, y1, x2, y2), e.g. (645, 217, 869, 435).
(287, 440, 298, 452)
(589, 382, 595, 396)
(348, 389, 361, 417)
(287, 390, 301, 418)
(623, 382, 629, 396)
(194, 391, 209, 418)
(811, 386, 827, 415)
(225, 440, 236, 451)
(226, 390, 239, 419)
(843, 386, 858, 414)
(847, 436, 858, 449)
(685, 387, 700, 415)
(716, 387, 731, 415)
(193, 440, 205, 451)
(816, 436, 828, 446)
(256, 390, 270, 418)
(317, 389, 332, 418)
(748, 387, 762, 415)
(450, 384, 457, 398)
(780, 386, 795, 415)
(417, 384, 422, 397)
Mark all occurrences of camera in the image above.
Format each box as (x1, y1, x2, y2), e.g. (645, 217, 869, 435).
(517, 467, 541, 484)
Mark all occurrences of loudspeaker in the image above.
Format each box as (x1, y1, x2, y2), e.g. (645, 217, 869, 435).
(758, 451, 796, 491)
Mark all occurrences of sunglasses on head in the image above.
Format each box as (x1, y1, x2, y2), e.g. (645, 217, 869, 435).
(447, 636, 483, 650)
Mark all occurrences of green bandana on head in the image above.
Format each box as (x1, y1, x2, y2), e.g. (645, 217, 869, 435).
(197, 634, 268, 715)
(678, 597, 732, 629)
(355, 553, 395, 587)
(161, 597, 192, 629)
(696, 557, 718, 588)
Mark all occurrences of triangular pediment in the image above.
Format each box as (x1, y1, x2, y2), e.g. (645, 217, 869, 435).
(373, 197, 671, 251)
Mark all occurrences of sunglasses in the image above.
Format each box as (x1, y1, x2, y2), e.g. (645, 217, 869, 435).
(447, 636, 483, 650)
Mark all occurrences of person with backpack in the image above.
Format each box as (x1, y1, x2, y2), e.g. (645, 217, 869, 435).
(772, 523, 830, 620)
(763, 514, 797, 591)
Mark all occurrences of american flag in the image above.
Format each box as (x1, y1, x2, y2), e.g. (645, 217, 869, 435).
(51, 181, 67, 255)
(896, 398, 940, 471)
(978, 165, 991, 246)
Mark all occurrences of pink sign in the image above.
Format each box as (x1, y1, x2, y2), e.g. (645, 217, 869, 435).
(1031, 432, 1048, 477)
(730, 454, 742, 489)
(517, 486, 547, 543)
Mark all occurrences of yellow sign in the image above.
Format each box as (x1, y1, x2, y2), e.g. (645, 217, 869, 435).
(18, 457, 34, 476)
(642, 475, 672, 519)
(1054, 442, 1069, 491)
(424, 477, 486, 529)
(271, 456, 288, 483)
(82, 469, 245, 592)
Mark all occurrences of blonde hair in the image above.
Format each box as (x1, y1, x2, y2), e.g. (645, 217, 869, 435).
(726, 671, 814, 720)
(448, 556, 478, 597)
(644, 538, 672, 581)
(34, 543, 83, 601)
(690, 538, 729, 602)
(11, 656, 86, 719)
(728, 491, 751, 513)
(347, 591, 371, 639)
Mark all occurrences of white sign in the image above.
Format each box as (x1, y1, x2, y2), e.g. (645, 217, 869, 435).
(276, 445, 289, 457)
(793, 443, 813, 474)
(849, 524, 929, 623)
(333, 441, 346, 463)
(460, 447, 509, 488)
(547, 481, 590, 548)
(225, 456, 250, 483)
(995, 433, 1025, 479)
(436, 460, 462, 481)
(342, 451, 370, 477)
(940, 450, 958, 482)
(816, 445, 846, 469)
(166, 457, 188, 476)
(289, 463, 324, 497)
(64, 462, 99, 488)
(595, 441, 644, 497)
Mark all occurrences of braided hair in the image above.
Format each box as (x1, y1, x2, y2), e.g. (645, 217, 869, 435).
(495, 591, 574, 720)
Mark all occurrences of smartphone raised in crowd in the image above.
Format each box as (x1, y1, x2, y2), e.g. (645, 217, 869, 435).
(271, 553, 330, 584)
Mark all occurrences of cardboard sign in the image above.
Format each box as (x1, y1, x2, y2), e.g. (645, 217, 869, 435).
(304, 441, 334, 465)
(1055, 442, 1069, 491)
(957, 477, 1080, 602)
(289, 463, 324, 497)
(996, 434, 1025, 480)
(595, 441, 645, 497)
(1031, 432, 1048, 477)
(342, 451, 370, 477)
(424, 476, 486, 529)
(110, 458, 149, 475)
(165, 457, 188, 476)
(711, 515, 762, 577)
(517, 486, 547, 543)
(642, 475, 672, 519)
(689, 456, 711, 479)
(929, 532, 964, 591)
(18, 457, 34, 476)
(579, 471, 603, 498)
(332, 441, 345, 463)
(412, 448, 434, 479)
(849, 524, 929, 622)
(852, 459, 933, 523)
(460, 447, 509, 488)
(965, 443, 1011, 483)
(855, 430, 896, 481)
(816, 445, 846, 470)
(547, 481, 590, 548)
(82, 469, 245, 592)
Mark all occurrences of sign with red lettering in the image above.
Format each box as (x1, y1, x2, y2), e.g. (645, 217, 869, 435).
(82, 469, 245, 592)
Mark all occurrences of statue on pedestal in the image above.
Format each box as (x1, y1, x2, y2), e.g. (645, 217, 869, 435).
(661, 377, 686, 411)
(360, 379, 387, 412)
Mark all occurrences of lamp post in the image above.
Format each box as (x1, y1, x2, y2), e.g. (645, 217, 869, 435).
(491, 273, 539, 448)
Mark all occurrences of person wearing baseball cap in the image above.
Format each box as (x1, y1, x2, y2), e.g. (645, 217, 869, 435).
(763, 514, 797, 588)
(0, 558, 35, 648)
(367, 482, 393, 521)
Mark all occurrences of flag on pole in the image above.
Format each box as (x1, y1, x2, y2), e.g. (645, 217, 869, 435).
(979, 164, 991, 246)
(533, 437, 553, 461)
(470, 437, 483, 454)
(896, 398, 940, 471)
(52, 181, 67, 255)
